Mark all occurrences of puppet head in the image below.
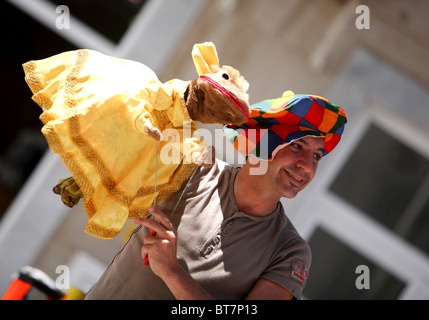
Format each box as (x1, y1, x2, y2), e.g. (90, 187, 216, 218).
(184, 42, 250, 125)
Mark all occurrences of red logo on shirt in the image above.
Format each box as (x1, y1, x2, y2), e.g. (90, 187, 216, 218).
(291, 259, 308, 284)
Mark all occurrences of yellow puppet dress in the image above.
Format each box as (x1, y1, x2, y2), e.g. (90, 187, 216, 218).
(23, 43, 219, 239)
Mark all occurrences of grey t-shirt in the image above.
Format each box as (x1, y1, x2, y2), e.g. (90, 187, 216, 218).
(85, 160, 311, 300)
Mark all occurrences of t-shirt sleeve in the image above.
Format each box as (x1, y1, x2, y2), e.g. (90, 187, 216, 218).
(260, 237, 312, 300)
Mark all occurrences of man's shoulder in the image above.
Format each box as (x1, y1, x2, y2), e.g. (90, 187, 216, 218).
(188, 158, 237, 192)
(199, 158, 237, 179)
(216, 158, 238, 172)
(276, 207, 311, 256)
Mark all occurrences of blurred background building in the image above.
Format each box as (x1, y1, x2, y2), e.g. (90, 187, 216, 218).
(0, 0, 428, 299)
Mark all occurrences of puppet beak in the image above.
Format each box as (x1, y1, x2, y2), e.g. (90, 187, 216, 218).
(199, 75, 249, 119)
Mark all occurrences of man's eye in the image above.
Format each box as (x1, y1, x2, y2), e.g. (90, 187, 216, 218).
(292, 143, 302, 150)
(313, 153, 322, 161)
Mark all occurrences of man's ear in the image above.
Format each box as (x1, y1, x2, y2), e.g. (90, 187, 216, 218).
(248, 155, 268, 175)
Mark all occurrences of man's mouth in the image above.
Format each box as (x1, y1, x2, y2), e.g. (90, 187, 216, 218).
(284, 169, 304, 184)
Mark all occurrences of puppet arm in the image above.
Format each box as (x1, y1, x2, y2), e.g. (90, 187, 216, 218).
(135, 111, 162, 141)
(182, 138, 215, 167)
(128, 83, 180, 141)
(124, 94, 163, 140)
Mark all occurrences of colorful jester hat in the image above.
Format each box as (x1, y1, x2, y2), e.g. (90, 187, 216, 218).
(223, 91, 347, 161)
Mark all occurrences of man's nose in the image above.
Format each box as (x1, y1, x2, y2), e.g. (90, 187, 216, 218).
(296, 152, 313, 172)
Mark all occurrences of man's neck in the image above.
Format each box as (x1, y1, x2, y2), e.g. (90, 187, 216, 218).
(234, 166, 280, 217)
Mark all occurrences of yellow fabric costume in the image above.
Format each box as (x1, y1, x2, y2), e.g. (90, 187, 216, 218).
(23, 43, 221, 239)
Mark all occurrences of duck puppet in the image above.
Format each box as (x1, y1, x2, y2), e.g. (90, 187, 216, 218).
(23, 42, 250, 239)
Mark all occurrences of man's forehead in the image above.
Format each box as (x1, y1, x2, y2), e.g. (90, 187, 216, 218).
(296, 136, 325, 148)
(289, 136, 325, 151)
(272, 136, 325, 159)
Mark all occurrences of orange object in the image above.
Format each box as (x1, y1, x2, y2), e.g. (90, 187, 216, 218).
(1, 279, 32, 300)
(143, 229, 157, 266)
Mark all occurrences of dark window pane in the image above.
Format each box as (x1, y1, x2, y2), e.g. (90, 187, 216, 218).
(1, 1, 76, 218)
(305, 228, 405, 300)
(48, 0, 146, 43)
(404, 196, 429, 255)
(330, 125, 429, 230)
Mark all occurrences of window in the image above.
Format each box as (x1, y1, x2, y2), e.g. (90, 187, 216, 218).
(48, 0, 146, 43)
(305, 228, 405, 300)
(329, 124, 429, 254)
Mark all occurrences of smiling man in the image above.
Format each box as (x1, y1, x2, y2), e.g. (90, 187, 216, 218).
(85, 91, 347, 300)
(234, 136, 325, 216)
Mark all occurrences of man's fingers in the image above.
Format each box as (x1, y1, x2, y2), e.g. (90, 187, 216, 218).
(134, 206, 174, 236)
(134, 218, 163, 235)
(141, 245, 149, 263)
(148, 206, 173, 230)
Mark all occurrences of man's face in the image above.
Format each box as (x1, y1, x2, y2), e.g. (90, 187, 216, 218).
(265, 136, 325, 199)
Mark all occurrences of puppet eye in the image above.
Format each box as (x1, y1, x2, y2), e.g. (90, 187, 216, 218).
(214, 70, 230, 80)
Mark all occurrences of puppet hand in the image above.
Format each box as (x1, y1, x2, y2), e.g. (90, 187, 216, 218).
(193, 146, 215, 167)
(53, 177, 82, 207)
(145, 125, 162, 141)
(136, 113, 162, 141)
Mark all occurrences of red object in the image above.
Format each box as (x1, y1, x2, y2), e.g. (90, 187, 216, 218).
(143, 229, 157, 265)
(1, 279, 32, 300)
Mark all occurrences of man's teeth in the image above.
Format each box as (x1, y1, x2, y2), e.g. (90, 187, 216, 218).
(286, 170, 302, 182)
